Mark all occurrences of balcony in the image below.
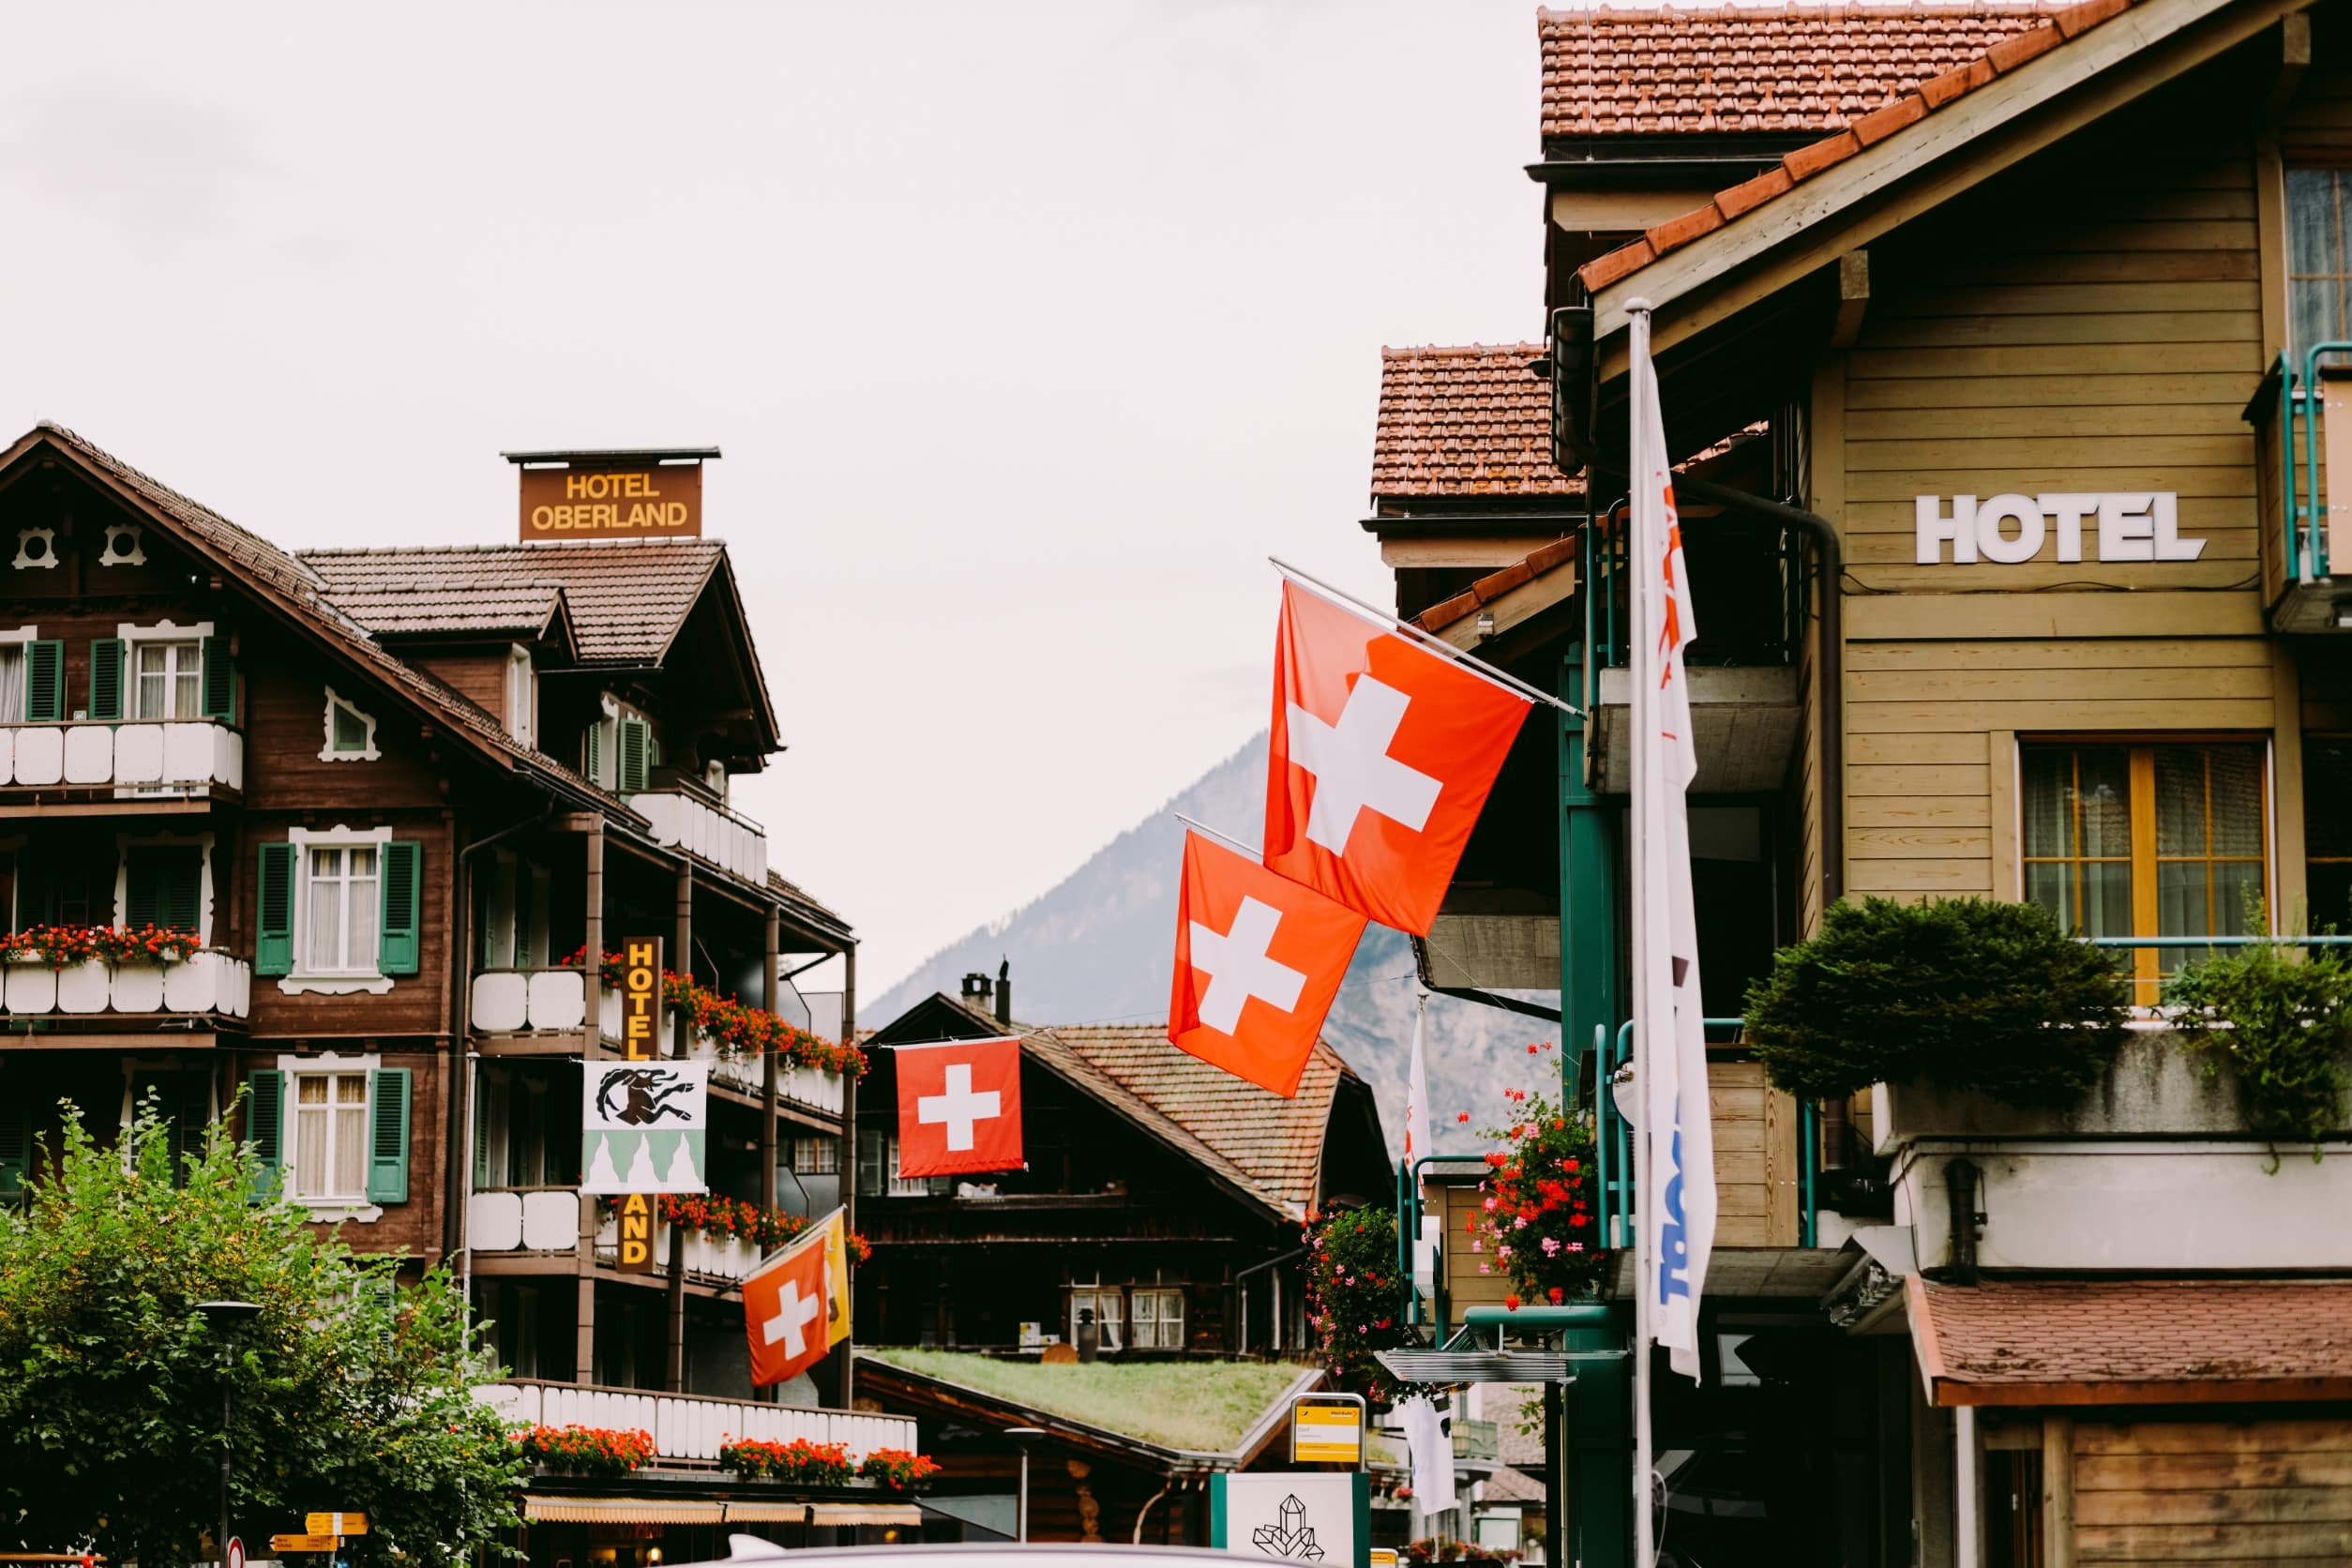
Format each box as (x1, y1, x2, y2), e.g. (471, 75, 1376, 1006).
(2251, 353, 2351, 633)
(1, 951, 252, 1022)
(468, 1185, 581, 1253)
(0, 720, 244, 799)
(630, 787, 768, 887)
(594, 1214, 767, 1282)
(477, 1379, 915, 1464)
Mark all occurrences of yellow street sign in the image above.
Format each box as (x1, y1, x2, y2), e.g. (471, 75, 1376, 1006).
(271, 1536, 339, 1554)
(1289, 1396, 1365, 1465)
(1370, 1551, 1400, 1567)
(305, 1514, 367, 1538)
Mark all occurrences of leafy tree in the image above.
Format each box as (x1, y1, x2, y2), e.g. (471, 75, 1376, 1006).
(0, 1098, 523, 1567)
(1744, 897, 2129, 1106)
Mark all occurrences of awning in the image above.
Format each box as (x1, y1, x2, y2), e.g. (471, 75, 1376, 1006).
(721, 1502, 809, 1524)
(1908, 1275, 2352, 1407)
(807, 1503, 924, 1527)
(524, 1498, 727, 1525)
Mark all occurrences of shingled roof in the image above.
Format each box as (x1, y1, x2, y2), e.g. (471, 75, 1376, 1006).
(1909, 1275, 2352, 1405)
(1538, 1, 2072, 139)
(1372, 344, 1578, 502)
(299, 538, 726, 663)
(1576, 0, 2137, 294)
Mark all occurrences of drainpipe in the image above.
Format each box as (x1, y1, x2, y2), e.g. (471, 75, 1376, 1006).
(1945, 1158, 1983, 1286)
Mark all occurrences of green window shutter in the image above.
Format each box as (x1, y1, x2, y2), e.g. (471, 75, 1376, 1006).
(87, 640, 125, 722)
(201, 636, 235, 722)
(368, 1067, 411, 1204)
(584, 722, 604, 788)
(256, 842, 295, 976)
(617, 718, 650, 794)
(125, 847, 201, 932)
(379, 841, 421, 976)
(0, 1101, 29, 1196)
(245, 1069, 283, 1201)
(125, 850, 160, 930)
(24, 641, 63, 724)
(471, 1066, 491, 1190)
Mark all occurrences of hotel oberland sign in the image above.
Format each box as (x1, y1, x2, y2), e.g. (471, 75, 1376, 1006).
(518, 463, 702, 540)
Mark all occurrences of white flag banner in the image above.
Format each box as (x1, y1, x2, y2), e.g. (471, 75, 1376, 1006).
(1403, 994, 1433, 1167)
(580, 1061, 710, 1194)
(1628, 314, 1717, 1383)
(1396, 1395, 1457, 1517)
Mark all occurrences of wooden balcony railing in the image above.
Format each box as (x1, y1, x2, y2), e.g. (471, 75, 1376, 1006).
(477, 1379, 915, 1463)
(0, 720, 243, 792)
(630, 788, 768, 887)
(2, 950, 251, 1019)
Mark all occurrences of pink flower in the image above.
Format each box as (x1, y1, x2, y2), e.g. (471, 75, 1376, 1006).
(1542, 1238, 1561, 1257)
(1498, 1244, 1512, 1259)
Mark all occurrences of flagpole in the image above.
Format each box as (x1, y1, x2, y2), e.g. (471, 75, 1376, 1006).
(1172, 813, 1262, 859)
(1268, 556, 1583, 716)
(1626, 296, 1658, 1568)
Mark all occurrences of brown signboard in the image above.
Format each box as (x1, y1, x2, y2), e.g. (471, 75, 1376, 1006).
(519, 463, 701, 541)
(620, 937, 661, 1061)
(617, 1190, 656, 1274)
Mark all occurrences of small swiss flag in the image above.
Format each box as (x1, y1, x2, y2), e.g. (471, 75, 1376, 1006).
(744, 1228, 832, 1388)
(1169, 830, 1367, 1096)
(895, 1035, 1023, 1178)
(1266, 580, 1530, 935)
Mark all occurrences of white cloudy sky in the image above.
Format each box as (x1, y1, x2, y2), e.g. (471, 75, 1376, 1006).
(0, 2, 1540, 992)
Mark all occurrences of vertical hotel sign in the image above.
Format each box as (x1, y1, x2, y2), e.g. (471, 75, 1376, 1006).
(582, 936, 710, 1268)
(507, 447, 714, 542)
(618, 937, 658, 1274)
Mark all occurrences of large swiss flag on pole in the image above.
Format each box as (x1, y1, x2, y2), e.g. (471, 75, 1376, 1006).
(1168, 830, 1366, 1096)
(744, 1223, 835, 1387)
(1265, 579, 1531, 934)
(895, 1036, 1023, 1178)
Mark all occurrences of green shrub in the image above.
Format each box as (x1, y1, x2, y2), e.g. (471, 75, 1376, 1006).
(1744, 897, 2129, 1106)
(2164, 939, 2352, 1168)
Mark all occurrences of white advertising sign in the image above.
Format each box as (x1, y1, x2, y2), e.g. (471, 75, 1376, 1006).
(1914, 492, 2204, 565)
(1214, 1473, 1361, 1566)
(580, 1061, 708, 1194)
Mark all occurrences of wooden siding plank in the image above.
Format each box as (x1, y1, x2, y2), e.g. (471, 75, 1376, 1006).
(2075, 1452, 2352, 1490)
(1848, 794, 1992, 829)
(1843, 532, 2260, 565)
(1846, 731, 1990, 765)
(1848, 762, 1991, 794)
(1847, 434, 2254, 470)
(1848, 828, 1992, 859)
(1846, 402, 2253, 438)
(2074, 1486, 2352, 1527)
(1848, 470, 2254, 502)
(2074, 1419, 2352, 1455)
(1846, 698, 2275, 731)
(1846, 640, 2274, 671)
(1845, 370, 2258, 407)
(1843, 594, 2267, 641)
(1847, 861, 1995, 893)
(1861, 311, 2257, 350)
(1847, 342, 2264, 377)
(2074, 1518, 2352, 1558)
(1880, 280, 2261, 318)
(1846, 667, 2273, 702)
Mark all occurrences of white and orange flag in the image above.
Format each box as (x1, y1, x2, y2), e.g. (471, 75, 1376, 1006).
(744, 1215, 838, 1388)
(1169, 830, 1366, 1096)
(1629, 308, 1715, 1383)
(1264, 579, 1530, 935)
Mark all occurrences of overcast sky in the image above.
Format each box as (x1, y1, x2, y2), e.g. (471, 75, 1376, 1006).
(0, 2, 1542, 993)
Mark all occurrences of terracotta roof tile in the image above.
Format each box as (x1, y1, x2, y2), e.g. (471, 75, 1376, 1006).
(1572, 0, 2139, 296)
(1538, 2, 2073, 139)
(1371, 344, 1580, 500)
(300, 539, 724, 663)
(1910, 1276, 2352, 1405)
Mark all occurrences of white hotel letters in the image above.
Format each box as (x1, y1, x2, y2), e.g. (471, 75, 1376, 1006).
(1915, 492, 2205, 565)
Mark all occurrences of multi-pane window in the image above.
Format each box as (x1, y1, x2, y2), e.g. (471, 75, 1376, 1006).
(304, 845, 380, 973)
(793, 1136, 840, 1176)
(2022, 742, 2268, 999)
(2307, 738, 2352, 931)
(293, 1071, 370, 1201)
(1130, 1288, 1185, 1350)
(1069, 1286, 1124, 1350)
(854, 1129, 948, 1197)
(134, 641, 203, 720)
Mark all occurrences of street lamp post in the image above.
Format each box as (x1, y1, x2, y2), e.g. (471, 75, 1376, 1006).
(196, 1301, 261, 1568)
(1003, 1427, 1046, 1543)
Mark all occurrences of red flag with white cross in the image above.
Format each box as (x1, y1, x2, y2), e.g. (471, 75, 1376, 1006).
(1264, 579, 1531, 935)
(1168, 830, 1367, 1096)
(894, 1035, 1023, 1178)
(743, 1224, 833, 1387)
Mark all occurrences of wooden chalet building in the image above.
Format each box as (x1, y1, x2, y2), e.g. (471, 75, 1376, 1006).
(0, 425, 928, 1553)
(855, 972, 1391, 1358)
(1366, 3, 2352, 1564)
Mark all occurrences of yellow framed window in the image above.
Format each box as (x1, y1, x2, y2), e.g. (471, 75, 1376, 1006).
(2021, 741, 2269, 1002)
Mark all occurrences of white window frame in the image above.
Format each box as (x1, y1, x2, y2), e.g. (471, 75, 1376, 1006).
(273, 1049, 382, 1221)
(1130, 1287, 1185, 1350)
(1068, 1282, 1124, 1351)
(0, 626, 38, 728)
(117, 619, 214, 723)
(318, 686, 380, 762)
(505, 646, 535, 746)
(278, 823, 395, 997)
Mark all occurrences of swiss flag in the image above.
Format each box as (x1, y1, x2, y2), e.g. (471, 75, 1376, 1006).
(1169, 830, 1367, 1096)
(895, 1035, 1023, 1178)
(744, 1228, 833, 1387)
(1266, 580, 1530, 934)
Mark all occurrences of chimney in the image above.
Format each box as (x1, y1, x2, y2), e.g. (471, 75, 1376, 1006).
(995, 958, 1012, 1026)
(960, 972, 993, 1014)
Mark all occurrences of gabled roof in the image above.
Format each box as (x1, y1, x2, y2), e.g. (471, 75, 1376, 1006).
(1539, 2, 2072, 139)
(299, 538, 725, 664)
(1372, 344, 1580, 503)
(871, 995, 1368, 1221)
(6, 423, 618, 813)
(1575, 0, 2148, 298)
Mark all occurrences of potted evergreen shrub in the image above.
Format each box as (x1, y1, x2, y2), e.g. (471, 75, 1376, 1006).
(1743, 897, 2129, 1115)
(2163, 934, 2352, 1168)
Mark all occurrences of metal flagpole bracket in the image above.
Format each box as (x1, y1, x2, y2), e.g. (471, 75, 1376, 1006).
(1172, 812, 1261, 859)
(1268, 557, 1583, 716)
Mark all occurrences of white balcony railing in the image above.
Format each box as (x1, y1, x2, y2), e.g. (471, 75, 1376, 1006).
(1, 951, 252, 1018)
(0, 721, 244, 792)
(469, 1186, 582, 1252)
(631, 789, 768, 887)
(594, 1214, 773, 1282)
(477, 1380, 915, 1462)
